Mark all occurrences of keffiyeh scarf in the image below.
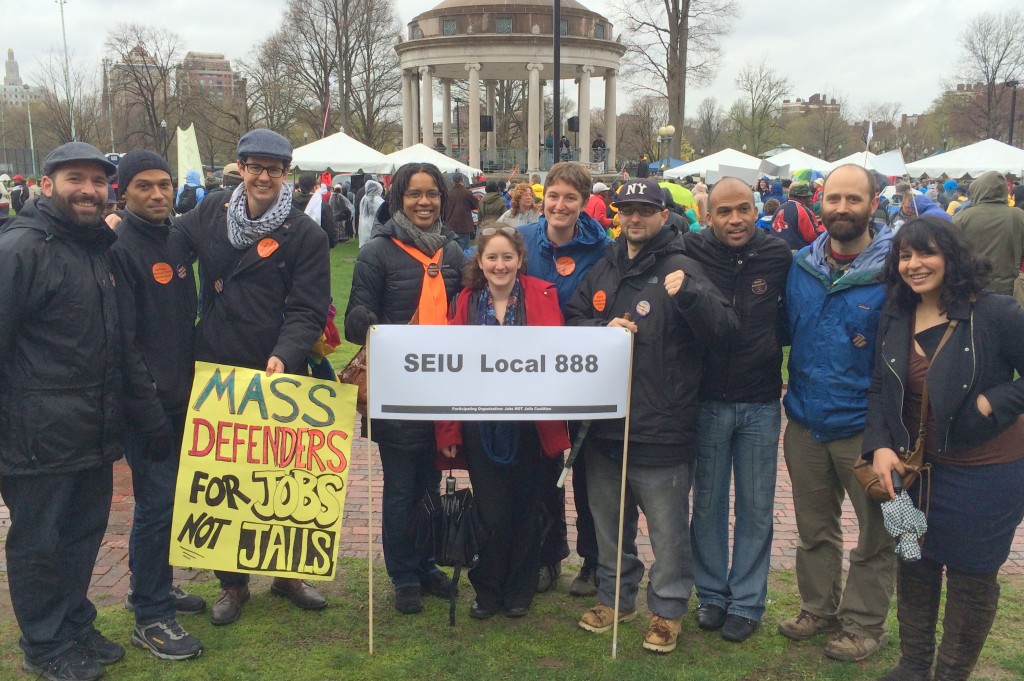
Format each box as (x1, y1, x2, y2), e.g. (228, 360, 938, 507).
(227, 182, 293, 249)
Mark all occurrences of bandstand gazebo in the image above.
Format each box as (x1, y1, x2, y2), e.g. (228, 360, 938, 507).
(395, 0, 625, 173)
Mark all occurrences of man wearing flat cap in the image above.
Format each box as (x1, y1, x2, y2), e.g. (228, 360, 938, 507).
(175, 128, 332, 626)
(0, 142, 129, 680)
(108, 149, 204, 660)
(565, 178, 736, 654)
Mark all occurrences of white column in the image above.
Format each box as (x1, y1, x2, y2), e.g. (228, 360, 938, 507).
(411, 73, 420, 145)
(485, 81, 496, 165)
(466, 63, 481, 173)
(578, 65, 593, 163)
(401, 69, 413, 148)
(604, 69, 617, 170)
(442, 79, 452, 150)
(527, 63, 543, 172)
(419, 66, 434, 146)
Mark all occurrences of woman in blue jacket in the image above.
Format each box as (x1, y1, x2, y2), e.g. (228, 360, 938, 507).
(865, 217, 1024, 681)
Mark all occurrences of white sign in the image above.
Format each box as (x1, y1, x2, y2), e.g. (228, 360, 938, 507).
(366, 325, 632, 421)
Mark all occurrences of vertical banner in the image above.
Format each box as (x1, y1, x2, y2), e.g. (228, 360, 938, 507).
(169, 362, 357, 580)
(175, 123, 204, 188)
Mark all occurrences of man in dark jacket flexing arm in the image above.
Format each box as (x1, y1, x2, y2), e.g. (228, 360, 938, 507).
(0, 143, 133, 681)
(567, 178, 737, 655)
(175, 128, 332, 626)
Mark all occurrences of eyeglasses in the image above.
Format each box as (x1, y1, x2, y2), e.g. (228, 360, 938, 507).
(241, 163, 286, 178)
(617, 205, 660, 217)
(404, 190, 441, 200)
(479, 225, 518, 237)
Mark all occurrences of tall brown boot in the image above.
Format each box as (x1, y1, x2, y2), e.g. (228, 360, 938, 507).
(877, 558, 943, 681)
(933, 568, 1000, 681)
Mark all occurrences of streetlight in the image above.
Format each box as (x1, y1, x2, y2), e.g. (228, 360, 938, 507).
(1007, 80, 1020, 146)
(655, 125, 675, 173)
(102, 58, 115, 152)
(160, 119, 167, 153)
(452, 97, 464, 159)
(56, 0, 75, 140)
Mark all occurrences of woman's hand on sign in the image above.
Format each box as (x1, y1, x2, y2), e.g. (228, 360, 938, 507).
(664, 270, 686, 297)
(871, 448, 904, 500)
(607, 317, 638, 334)
(440, 445, 459, 459)
(266, 356, 285, 376)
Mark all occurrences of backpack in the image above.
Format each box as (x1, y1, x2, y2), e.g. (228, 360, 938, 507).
(175, 185, 199, 214)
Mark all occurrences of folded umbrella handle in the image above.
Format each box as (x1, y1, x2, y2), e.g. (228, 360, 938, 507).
(891, 469, 904, 495)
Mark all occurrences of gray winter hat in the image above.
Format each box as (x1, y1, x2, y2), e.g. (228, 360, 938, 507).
(237, 129, 293, 164)
(43, 141, 117, 177)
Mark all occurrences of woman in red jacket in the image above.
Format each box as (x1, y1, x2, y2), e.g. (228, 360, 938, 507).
(436, 224, 570, 619)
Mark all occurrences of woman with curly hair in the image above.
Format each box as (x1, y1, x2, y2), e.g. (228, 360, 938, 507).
(497, 182, 542, 228)
(863, 216, 1024, 681)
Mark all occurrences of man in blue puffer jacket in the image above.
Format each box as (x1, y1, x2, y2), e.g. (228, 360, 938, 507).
(778, 164, 896, 663)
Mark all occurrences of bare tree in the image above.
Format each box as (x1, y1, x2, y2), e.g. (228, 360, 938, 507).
(615, 0, 739, 139)
(619, 95, 669, 163)
(238, 37, 303, 133)
(686, 96, 726, 155)
(347, 0, 403, 149)
(783, 92, 852, 161)
(31, 50, 104, 150)
(952, 9, 1024, 141)
(273, 1, 337, 138)
(729, 60, 791, 155)
(105, 24, 183, 157)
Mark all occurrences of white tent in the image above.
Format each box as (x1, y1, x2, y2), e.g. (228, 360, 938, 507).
(291, 131, 393, 174)
(905, 138, 1024, 179)
(828, 150, 881, 173)
(663, 148, 762, 179)
(382, 144, 481, 177)
(765, 148, 830, 173)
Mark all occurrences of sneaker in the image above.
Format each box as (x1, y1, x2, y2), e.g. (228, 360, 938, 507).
(824, 630, 889, 662)
(23, 647, 104, 681)
(422, 571, 452, 598)
(777, 610, 842, 641)
(131, 619, 203, 661)
(124, 586, 207, 615)
(394, 586, 423, 614)
(568, 563, 598, 597)
(643, 614, 684, 653)
(578, 603, 637, 633)
(537, 563, 561, 593)
(74, 629, 125, 665)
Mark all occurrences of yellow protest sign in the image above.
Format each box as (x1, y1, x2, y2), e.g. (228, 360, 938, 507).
(169, 362, 357, 580)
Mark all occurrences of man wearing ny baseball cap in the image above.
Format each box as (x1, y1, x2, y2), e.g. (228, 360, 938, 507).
(566, 176, 737, 654)
(0, 141, 131, 680)
(108, 149, 205, 660)
(175, 128, 331, 626)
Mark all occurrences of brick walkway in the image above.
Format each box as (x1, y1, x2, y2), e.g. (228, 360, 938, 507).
(1, 417, 1022, 609)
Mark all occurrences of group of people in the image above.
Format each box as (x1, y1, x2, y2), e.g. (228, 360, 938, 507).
(2, 131, 1023, 681)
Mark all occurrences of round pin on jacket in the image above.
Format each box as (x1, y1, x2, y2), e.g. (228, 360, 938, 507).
(635, 300, 651, 317)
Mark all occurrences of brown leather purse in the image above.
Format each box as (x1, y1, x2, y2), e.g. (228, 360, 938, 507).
(854, 319, 959, 504)
(337, 311, 421, 415)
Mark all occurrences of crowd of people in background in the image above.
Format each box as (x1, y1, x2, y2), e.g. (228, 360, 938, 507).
(1, 140, 1023, 681)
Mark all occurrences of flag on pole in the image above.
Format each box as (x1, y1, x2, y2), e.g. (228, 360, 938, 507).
(865, 121, 874, 148)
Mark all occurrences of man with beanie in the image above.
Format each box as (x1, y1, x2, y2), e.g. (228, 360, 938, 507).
(0, 142, 129, 680)
(109, 149, 204, 660)
(175, 128, 332, 626)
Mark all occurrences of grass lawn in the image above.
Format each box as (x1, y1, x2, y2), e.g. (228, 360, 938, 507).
(2, 564, 1022, 680)
(329, 240, 362, 368)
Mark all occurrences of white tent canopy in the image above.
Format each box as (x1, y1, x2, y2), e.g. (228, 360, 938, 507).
(663, 148, 762, 180)
(765, 148, 830, 173)
(905, 138, 1024, 179)
(382, 144, 481, 177)
(291, 131, 393, 174)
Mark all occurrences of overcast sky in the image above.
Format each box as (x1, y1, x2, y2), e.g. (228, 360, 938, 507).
(10, 0, 1008, 122)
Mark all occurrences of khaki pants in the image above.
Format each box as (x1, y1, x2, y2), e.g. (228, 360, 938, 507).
(783, 421, 896, 638)
(1013, 272, 1024, 308)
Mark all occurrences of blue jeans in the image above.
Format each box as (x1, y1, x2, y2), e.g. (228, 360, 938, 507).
(454, 233, 471, 251)
(691, 401, 780, 621)
(379, 439, 442, 589)
(126, 412, 185, 625)
(586, 445, 693, 619)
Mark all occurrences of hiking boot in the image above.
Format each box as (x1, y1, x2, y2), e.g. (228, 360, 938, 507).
(210, 585, 250, 626)
(131, 619, 203, 661)
(125, 586, 206, 615)
(578, 603, 637, 633)
(394, 586, 423, 614)
(23, 647, 103, 681)
(74, 629, 124, 665)
(778, 610, 842, 641)
(422, 571, 452, 598)
(643, 614, 684, 653)
(270, 578, 328, 610)
(537, 563, 561, 593)
(825, 630, 889, 662)
(568, 563, 598, 597)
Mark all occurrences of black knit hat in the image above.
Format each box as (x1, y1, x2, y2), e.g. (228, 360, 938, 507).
(116, 149, 172, 197)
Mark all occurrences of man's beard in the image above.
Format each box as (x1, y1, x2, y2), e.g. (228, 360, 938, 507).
(52, 190, 105, 228)
(822, 209, 870, 244)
